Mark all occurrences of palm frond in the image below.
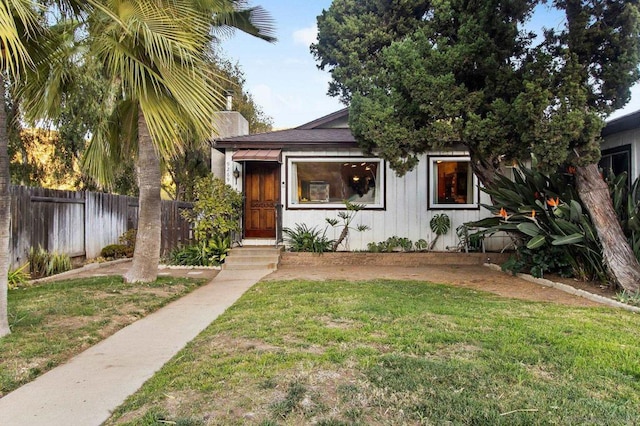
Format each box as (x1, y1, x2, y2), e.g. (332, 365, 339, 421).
(0, 0, 42, 75)
(212, 6, 277, 43)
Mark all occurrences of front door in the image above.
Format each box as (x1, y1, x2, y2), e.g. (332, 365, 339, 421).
(244, 162, 280, 238)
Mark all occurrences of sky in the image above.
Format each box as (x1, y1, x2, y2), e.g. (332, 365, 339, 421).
(220, 1, 640, 130)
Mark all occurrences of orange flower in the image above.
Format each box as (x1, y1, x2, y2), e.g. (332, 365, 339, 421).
(531, 209, 536, 218)
(567, 166, 576, 175)
(498, 207, 508, 219)
(547, 197, 560, 207)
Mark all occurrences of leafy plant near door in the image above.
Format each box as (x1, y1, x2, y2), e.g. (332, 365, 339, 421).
(182, 176, 243, 241)
(171, 177, 242, 266)
(167, 235, 231, 266)
(282, 224, 334, 253)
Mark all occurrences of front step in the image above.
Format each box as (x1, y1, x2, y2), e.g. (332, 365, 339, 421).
(223, 246, 282, 271)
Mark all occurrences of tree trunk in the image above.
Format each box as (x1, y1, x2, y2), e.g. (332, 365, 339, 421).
(0, 74, 12, 337)
(123, 108, 162, 283)
(576, 163, 640, 292)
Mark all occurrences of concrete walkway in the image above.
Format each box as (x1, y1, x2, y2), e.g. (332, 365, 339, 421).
(0, 269, 270, 426)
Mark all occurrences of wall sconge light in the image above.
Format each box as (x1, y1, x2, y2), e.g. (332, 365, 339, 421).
(233, 167, 240, 184)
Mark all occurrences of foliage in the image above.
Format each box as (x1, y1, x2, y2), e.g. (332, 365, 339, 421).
(616, 290, 640, 307)
(283, 224, 334, 253)
(607, 172, 640, 259)
(326, 201, 369, 251)
(100, 229, 136, 259)
(367, 236, 413, 253)
(428, 213, 451, 250)
(182, 176, 243, 243)
(27, 246, 72, 279)
(118, 229, 137, 249)
(8, 264, 30, 290)
(315, 1, 639, 176)
(502, 246, 574, 279)
(163, 55, 273, 202)
(466, 162, 605, 280)
(167, 235, 231, 267)
(100, 244, 132, 260)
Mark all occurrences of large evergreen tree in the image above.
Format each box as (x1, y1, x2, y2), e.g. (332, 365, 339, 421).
(313, 0, 640, 291)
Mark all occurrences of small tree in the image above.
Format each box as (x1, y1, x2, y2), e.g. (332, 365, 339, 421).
(183, 176, 243, 243)
(326, 201, 370, 251)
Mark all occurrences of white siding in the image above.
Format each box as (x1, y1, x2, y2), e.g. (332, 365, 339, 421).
(601, 127, 640, 180)
(280, 149, 499, 251)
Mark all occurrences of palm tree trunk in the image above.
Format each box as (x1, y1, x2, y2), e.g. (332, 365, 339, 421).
(123, 108, 161, 283)
(1, 74, 13, 337)
(576, 164, 640, 292)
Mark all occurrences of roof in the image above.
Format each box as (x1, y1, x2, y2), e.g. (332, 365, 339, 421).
(213, 108, 358, 149)
(602, 109, 640, 137)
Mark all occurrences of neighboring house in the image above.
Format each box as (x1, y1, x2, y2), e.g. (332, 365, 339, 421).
(212, 108, 505, 251)
(601, 109, 640, 185)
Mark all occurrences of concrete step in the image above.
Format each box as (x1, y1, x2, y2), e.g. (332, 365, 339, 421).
(223, 247, 282, 271)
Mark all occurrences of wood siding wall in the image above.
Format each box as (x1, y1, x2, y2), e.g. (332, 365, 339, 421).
(276, 150, 510, 252)
(9, 186, 193, 269)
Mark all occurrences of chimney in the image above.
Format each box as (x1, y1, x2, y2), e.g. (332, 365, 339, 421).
(225, 89, 233, 111)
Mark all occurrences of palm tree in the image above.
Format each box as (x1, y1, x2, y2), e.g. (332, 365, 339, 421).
(81, 0, 275, 283)
(0, 0, 46, 338)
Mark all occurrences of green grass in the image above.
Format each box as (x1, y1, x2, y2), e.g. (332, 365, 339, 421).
(0, 276, 206, 397)
(106, 279, 640, 425)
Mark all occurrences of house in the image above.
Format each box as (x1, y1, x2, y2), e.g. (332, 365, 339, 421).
(212, 108, 505, 251)
(601, 109, 640, 184)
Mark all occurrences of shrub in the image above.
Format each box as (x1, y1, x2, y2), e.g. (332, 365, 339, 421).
(8, 263, 30, 289)
(167, 235, 231, 266)
(368, 236, 414, 252)
(100, 244, 132, 259)
(182, 176, 243, 242)
(283, 224, 334, 253)
(465, 160, 605, 281)
(118, 229, 137, 249)
(28, 246, 72, 279)
(607, 172, 640, 260)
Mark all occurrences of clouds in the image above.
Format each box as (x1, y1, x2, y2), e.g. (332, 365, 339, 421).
(293, 25, 318, 47)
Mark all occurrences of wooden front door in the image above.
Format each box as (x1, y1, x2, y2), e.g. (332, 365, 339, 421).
(244, 162, 280, 238)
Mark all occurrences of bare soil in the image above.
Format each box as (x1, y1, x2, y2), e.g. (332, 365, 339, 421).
(265, 264, 616, 308)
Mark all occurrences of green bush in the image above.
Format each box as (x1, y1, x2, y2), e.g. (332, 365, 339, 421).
(167, 235, 231, 266)
(465, 160, 605, 281)
(607, 172, 640, 260)
(182, 176, 243, 242)
(100, 244, 133, 259)
(8, 263, 30, 289)
(28, 246, 72, 279)
(368, 236, 414, 252)
(283, 224, 334, 253)
(118, 229, 137, 248)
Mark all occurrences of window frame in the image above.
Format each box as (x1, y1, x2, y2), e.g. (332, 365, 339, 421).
(286, 156, 386, 210)
(428, 155, 480, 210)
(599, 144, 632, 187)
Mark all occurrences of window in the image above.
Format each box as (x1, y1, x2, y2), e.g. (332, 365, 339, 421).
(288, 158, 384, 208)
(429, 156, 478, 209)
(599, 145, 631, 186)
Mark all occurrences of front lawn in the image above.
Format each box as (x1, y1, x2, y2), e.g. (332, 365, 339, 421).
(106, 279, 640, 425)
(0, 276, 207, 398)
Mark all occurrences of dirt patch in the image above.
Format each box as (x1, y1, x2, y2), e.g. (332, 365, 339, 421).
(264, 264, 610, 308)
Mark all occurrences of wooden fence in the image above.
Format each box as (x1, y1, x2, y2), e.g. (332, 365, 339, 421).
(9, 186, 193, 269)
